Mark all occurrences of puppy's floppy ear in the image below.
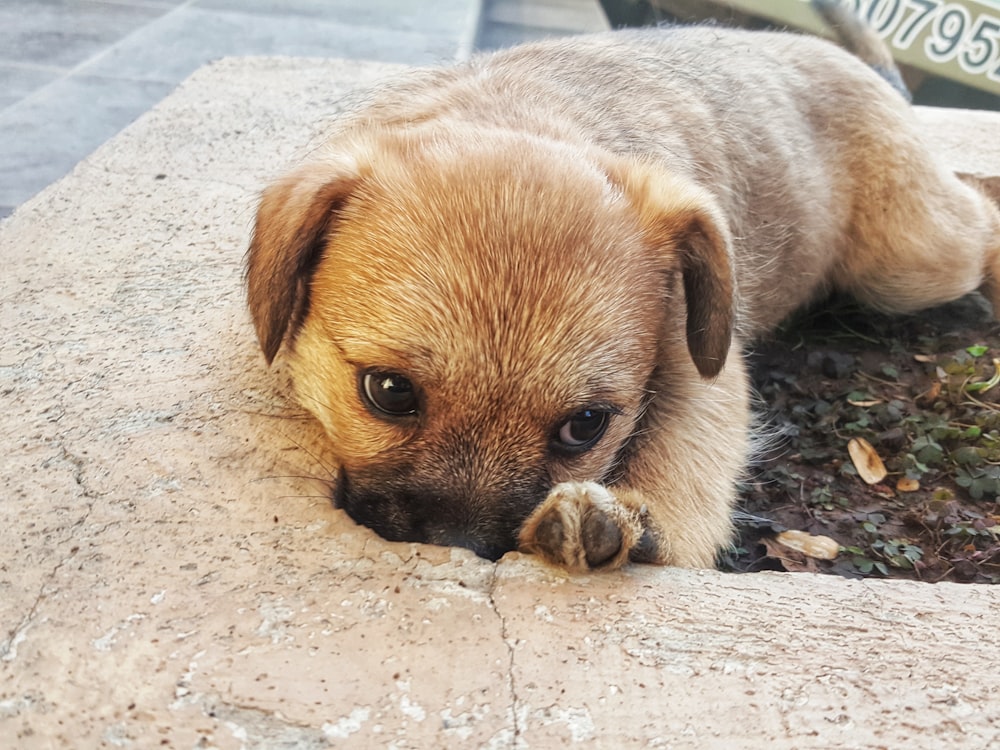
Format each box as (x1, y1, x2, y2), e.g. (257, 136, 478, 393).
(245, 154, 363, 364)
(606, 158, 736, 379)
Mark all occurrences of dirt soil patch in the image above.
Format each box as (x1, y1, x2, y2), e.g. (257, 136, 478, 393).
(725, 293, 1000, 584)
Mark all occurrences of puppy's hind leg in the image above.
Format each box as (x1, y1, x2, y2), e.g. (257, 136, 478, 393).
(837, 162, 1000, 316)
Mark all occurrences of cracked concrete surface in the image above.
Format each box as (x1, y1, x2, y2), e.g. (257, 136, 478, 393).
(2, 57, 1000, 748)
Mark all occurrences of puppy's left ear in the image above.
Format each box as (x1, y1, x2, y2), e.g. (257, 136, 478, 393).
(606, 159, 736, 379)
(245, 153, 364, 364)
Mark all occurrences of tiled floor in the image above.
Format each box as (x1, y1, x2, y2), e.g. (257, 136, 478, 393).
(477, 0, 608, 49)
(0, 0, 608, 220)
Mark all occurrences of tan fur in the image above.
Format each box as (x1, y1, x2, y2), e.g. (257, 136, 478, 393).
(245, 24, 1000, 571)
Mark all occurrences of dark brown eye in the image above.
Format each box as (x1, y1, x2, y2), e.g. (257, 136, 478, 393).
(553, 409, 610, 454)
(361, 371, 418, 416)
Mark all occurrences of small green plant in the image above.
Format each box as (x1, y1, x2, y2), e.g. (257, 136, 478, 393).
(963, 345, 1000, 394)
(954, 466, 1000, 500)
(843, 545, 888, 576)
(870, 538, 924, 570)
(807, 484, 847, 511)
(944, 520, 1000, 542)
(844, 514, 925, 577)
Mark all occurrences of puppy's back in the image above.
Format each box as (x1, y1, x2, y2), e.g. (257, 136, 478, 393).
(324, 27, 930, 333)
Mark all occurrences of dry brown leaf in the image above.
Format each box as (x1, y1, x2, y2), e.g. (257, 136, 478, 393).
(847, 398, 881, 407)
(916, 380, 941, 405)
(761, 537, 819, 573)
(775, 530, 841, 560)
(913, 354, 936, 363)
(848, 437, 888, 485)
(896, 477, 920, 492)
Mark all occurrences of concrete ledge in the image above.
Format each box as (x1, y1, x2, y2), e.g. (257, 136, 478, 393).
(2, 57, 999, 748)
(914, 106, 1000, 203)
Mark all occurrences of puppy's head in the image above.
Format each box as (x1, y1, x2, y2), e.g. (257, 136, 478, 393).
(246, 125, 734, 559)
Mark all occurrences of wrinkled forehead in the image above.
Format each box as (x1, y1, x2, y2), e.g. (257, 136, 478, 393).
(319, 252, 661, 395)
(308, 140, 665, 395)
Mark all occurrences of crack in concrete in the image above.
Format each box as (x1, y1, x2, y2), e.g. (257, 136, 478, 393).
(488, 563, 522, 749)
(2, 540, 78, 662)
(2, 444, 94, 662)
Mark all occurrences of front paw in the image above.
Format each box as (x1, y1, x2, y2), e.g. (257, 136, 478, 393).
(518, 482, 644, 571)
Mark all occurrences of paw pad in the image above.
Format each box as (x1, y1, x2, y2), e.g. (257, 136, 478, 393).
(518, 481, 641, 571)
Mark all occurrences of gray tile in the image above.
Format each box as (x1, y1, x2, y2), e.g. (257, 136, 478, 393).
(0, 0, 171, 69)
(0, 63, 62, 111)
(82, 6, 465, 85)
(486, 0, 607, 33)
(0, 74, 174, 206)
(476, 22, 563, 51)
(194, 0, 479, 37)
(103, 0, 189, 6)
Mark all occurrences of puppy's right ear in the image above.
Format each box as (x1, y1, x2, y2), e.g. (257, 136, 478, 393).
(602, 157, 736, 379)
(245, 156, 363, 364)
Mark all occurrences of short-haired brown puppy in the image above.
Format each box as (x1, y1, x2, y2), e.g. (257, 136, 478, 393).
(246, 3, 1000, 571)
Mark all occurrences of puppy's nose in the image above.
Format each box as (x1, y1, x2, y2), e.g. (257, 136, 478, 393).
(472, 543, 509, 562)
